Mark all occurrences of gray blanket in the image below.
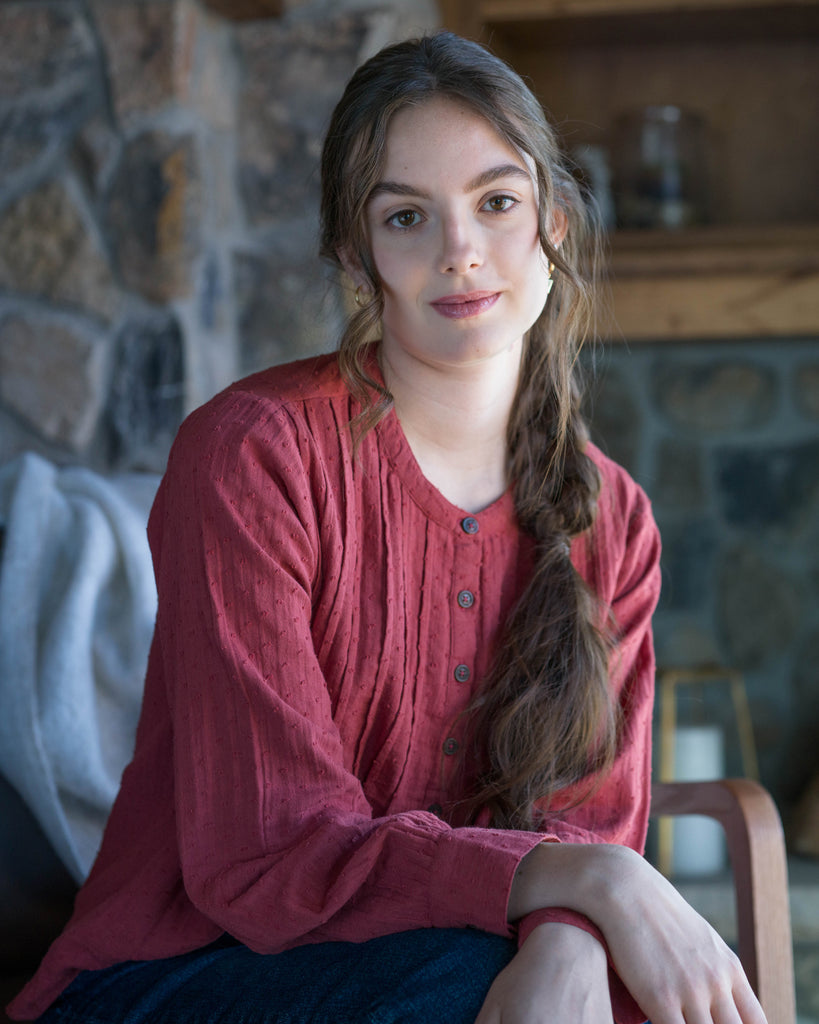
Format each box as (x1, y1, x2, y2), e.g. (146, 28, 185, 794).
(0, 453, 159, 882)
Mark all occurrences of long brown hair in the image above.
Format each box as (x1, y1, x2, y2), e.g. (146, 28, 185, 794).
(319, 32, 617, 829)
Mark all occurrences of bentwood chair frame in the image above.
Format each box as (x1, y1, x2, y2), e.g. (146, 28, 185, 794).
(652, 779, 795, 1024)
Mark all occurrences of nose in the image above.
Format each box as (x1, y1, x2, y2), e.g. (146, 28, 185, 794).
(438, 215, 482, 275)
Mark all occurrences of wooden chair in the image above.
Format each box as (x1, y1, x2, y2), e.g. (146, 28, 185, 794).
(652, 778, 796, 1024)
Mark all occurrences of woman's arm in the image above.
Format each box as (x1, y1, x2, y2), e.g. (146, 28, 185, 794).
(475, 921, 614, 1024)
(506, 841, 766, 1024)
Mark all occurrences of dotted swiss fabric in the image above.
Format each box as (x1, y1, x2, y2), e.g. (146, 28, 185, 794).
(11, 352, 660, 1024)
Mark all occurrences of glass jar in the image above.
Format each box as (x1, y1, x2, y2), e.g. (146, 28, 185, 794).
(613, 105, 708, 230)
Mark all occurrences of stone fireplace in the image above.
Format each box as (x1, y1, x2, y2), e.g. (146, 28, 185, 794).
(0, 0, 439, 473)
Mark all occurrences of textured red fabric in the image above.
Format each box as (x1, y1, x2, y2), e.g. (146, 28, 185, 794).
(10, 352, 660, 1023)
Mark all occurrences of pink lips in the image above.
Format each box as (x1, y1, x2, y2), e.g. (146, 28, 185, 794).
(430, 291, 500, 319)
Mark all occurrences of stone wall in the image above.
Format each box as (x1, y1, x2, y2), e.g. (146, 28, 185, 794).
(0, 0, 817, 818)
(587, 339, 819, 816)
(0, 0, 439, 472)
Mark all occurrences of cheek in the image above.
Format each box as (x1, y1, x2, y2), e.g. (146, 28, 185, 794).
(372, 243, 424, 299)
(500, 230, 548, 285)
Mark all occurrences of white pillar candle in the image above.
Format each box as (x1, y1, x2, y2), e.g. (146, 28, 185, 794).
(672, 724, 726, 876)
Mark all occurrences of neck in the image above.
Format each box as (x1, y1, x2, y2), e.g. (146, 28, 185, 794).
(379, 342, 523, 513)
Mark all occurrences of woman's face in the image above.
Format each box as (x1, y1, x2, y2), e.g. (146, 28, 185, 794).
(363, 96, 555, 376)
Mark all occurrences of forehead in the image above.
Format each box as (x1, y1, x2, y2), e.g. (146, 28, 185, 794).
(380, 96, 529, 180)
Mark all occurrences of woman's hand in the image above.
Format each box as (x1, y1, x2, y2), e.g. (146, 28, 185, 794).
(474, 921, 614, 1024)
(508, 842, 767, 1024)
(598, 846, 767, 1024)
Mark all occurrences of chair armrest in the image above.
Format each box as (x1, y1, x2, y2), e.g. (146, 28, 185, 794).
(651, 779, 795, 1024)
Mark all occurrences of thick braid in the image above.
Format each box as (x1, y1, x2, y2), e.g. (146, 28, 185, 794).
(467, 425, 615, 827)
(464, 277, 617, 829)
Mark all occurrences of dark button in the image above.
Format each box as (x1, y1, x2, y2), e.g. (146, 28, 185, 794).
(461, 516, 479, 535)
(454, 663, 471, 683)
(457, 589, 475, 609)
(427, 803, 444, 816)
(443, 737, 459, 756)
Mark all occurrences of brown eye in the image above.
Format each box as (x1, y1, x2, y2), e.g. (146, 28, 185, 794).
(484, 195, 516, 213)
(387, 209, 422, 229)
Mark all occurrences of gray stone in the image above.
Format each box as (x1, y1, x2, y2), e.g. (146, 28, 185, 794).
(656, 518, 718, 613)
(652, 618, 721, 669)
(652, 360, 777, 433)
(70, 114, 121, 195)
(651, 437, 706, 511)
(91, 1, 176, 123)
(746, 693, 788, 782)
(793, 625, 819, 708)
(0, 6, 96, 100)
(0, 179, 119, 322)
(786, 655, 819, 815)
(794, 944, 819, 1020)
(794, 363, 819, 421)
(234, 249, 340, 375)
(716, 545, 801, 668)
(106, 132, 201, 303)
(176, 4, 235, 131)
(235, 12, 369, 226)
(584, 363, 643, 476)
(715, 440, 819, 532)
(105, 314, 185, 472)
(0, 89, 100, 186)
(0, 313, 108, 450)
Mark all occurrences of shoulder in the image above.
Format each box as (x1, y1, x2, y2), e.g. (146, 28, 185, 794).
(575, 442, 661, 607)
(226, 351, 349, 409)
(150, 353, 351, 536)
(189, 351, 346, 431)
(586, 441, 656, 541)
(586, 441, 648, 514)
(171, 352, 349, 469)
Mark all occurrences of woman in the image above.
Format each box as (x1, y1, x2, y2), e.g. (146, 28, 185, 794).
(10, 32, 764, 1024)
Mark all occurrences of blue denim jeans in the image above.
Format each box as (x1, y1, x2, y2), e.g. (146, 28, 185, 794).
(37, 928, 518, 1024)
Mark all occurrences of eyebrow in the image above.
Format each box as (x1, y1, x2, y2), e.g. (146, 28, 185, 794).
(368, 163, 532, 202)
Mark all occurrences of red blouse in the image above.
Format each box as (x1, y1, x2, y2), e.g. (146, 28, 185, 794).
(10, 352, 661, 1023)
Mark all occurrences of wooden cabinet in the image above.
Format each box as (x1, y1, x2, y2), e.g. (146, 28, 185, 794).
(440, 0, 819, 340)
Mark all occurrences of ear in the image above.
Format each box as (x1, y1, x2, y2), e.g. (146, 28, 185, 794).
(337, 247, 368, 289)
(549, 207, 569, 249)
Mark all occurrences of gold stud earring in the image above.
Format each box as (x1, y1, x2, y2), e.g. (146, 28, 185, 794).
(354, 285, 369, 307)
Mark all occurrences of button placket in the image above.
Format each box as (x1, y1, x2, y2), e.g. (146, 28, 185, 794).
(452, 516, 479, 693)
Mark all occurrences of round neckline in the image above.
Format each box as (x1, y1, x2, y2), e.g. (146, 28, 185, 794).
(364, 345, 519, 536)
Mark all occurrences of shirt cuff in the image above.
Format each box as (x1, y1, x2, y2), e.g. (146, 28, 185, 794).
(427, 826, 545, 937)
(516, 907, 648, 1024)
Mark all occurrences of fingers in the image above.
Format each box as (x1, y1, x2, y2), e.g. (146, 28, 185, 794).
(643, 968, 767, 1024)
(731, 980, 768, 1024)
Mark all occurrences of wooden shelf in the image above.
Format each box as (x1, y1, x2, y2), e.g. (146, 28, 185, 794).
(478, 0, 818, 21)
(441, 0, 819, 340)
(607, 224, 819, 339)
